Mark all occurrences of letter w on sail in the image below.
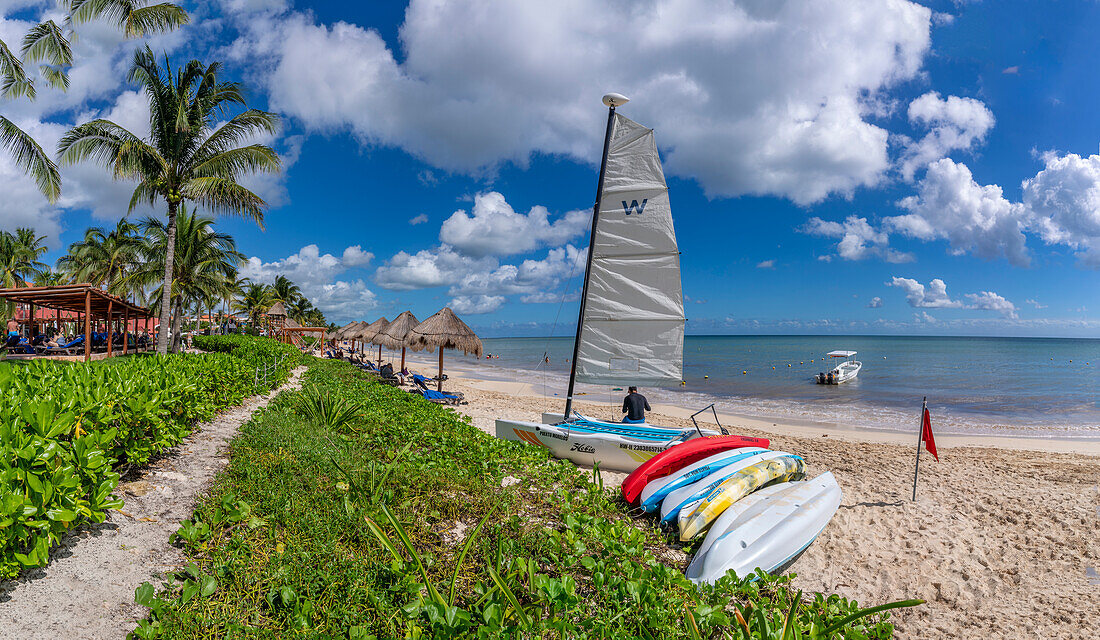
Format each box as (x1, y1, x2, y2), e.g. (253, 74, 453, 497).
(622, 198, 648, 215)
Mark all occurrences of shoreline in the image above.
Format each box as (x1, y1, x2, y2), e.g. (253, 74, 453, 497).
(392, 349, 1100, 455)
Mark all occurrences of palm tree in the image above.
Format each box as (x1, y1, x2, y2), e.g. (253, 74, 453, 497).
(58, 47, 280, 354)
(0, 228, 47, 288)
(0, 228, 48, 321)
(1, 2, 188, 202)
(270, 274, 301, 304)
(33, 268, 66, 286)
(126, 207, 243, 351)
(234, 283, 273, 331)
(56, 220, 142, 296)
(287, 296, 312, 323)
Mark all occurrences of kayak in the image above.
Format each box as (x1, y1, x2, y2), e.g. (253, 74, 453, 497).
(677, 455, 805, 541)
(621, 434, 771, 505)
(685, 472, 842, 583)
(657, 451, 794, 524)
(636, 447, 774, 513)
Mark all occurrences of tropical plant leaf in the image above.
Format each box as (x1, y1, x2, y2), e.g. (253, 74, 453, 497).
(20, 21, 72, 68)
(0, 115, 61, 202)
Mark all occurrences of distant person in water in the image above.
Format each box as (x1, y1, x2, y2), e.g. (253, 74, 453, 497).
(621, 386, 651, 424)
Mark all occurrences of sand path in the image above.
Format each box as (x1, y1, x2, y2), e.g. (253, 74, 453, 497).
(449, 378, 1100, 640)
(0, 366, 307, 640)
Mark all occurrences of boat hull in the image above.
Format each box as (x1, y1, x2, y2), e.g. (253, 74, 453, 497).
(496, 418, 701, 472)
(815, 361, 862, 384)
(685, 472, 842, 583)
(621, 435, 771, 505)
(677, 455, 805, 541)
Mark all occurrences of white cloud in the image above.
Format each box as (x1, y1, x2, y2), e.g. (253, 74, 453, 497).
(373, 244, 495, 291)
(802, 215, 914, 263)
(890, 158, 1030, 266)
(963, 291, 1018, 318)
(449, 294, 505, 315)
(341, 245, 374, 267)
(1026, 298, 1047, 309)
(898, 92, 994, 181)
(448, 245, 585, 298)
(915, 311, 937, 323)
(867, 296, 884, 308)
(438, 191, 588, 257)
(755, 259, 775, 269)
(409, 213, 429, 225)
(888, 276, 1017, 318)
(1021, 151, 1100, 267)
(230, 0, 935, 205)
(240, 244, 378, 320)
(888, 276, 962, 308)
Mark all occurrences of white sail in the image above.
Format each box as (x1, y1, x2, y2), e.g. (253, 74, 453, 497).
(575, 113, 685, 385)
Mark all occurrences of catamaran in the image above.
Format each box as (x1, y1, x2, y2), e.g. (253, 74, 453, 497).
(815, 350, 862, 385)
(495, 93, 723, 472)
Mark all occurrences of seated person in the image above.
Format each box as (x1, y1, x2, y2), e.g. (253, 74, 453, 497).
(621, 386, 651, 424)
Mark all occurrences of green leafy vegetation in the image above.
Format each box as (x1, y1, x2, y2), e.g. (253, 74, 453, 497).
(133, 358, 918, 638)
(0, 335, 299, 579)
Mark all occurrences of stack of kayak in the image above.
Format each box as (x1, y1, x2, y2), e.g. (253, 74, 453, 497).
(621, 436, 842, 584)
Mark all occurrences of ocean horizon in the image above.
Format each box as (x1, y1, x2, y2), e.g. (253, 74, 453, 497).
(475, 334, 1100, 439)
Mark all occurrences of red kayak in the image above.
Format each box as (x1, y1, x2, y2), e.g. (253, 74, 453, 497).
(620, 434, 770, 505)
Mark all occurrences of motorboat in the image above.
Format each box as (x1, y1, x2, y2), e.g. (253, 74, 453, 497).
(815, 350, 861, 385)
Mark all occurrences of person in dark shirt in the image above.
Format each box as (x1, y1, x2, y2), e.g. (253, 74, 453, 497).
(621, 386, 651, 423)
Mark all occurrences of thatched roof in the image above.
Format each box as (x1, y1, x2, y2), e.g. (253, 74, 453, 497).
(283, 317, 301, 328)
(353, 317, 389, 341)
(333, 321, 359, 339)
(372, 311, 420, 349)
(266, 301, 287, 317)
(407, 307, 483, 357)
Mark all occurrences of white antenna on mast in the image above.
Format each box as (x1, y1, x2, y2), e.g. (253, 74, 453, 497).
(602, 93, 630, 108)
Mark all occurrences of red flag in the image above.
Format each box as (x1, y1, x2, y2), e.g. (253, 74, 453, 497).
(921, 408, 938, 461)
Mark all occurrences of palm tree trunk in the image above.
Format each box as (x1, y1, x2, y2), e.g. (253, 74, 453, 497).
(170, 298, 183, 352)
(156, 202, 178, 355)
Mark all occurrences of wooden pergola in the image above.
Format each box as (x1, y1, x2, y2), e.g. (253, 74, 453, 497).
(279, 317, 326, 350)
(0, 284, 155, 362)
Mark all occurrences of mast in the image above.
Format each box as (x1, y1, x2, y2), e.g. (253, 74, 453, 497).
(564, 93, 627, 420)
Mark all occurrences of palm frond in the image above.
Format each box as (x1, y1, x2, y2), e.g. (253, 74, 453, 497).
(0, 115, 61, 203)
(57, 119, 164, 180)
(20, 21, 72, 68)
(191, 109, 279, 161)
(69, 1, 190, 37)
(183, 177, 268, 228)
(0, 38, 34, 99)
(39, 65, 70, 91)
(192, 144, 281, 180)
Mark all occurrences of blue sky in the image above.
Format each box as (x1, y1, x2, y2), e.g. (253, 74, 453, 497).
(3, 0, 1100, 336)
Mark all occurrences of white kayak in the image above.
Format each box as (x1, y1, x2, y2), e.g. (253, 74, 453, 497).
(495, 416, 712, 472)
(657, 451, 794, 525)
(638, 447, 771, 513)
(685, 472, 842, 584)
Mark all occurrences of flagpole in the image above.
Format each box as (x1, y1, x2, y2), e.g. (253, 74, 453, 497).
(912, 396, 927, 501)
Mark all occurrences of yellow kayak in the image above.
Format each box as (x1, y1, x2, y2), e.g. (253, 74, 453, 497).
(678, 455, 805, 541)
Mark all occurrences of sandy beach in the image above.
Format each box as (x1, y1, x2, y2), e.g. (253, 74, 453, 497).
(395, 350, 1100, 639)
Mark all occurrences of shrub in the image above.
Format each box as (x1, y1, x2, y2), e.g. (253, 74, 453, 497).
(0, 337, 302, 579)
(131, 358, 919, 638)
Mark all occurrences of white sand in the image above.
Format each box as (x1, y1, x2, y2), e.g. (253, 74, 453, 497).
(399, 350, 1100, 640)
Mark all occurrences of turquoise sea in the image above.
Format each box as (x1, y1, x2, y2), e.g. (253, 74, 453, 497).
(477, 335, 1100, 438)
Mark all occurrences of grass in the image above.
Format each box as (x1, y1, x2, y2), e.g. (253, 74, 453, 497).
(131, 357, 917, 639)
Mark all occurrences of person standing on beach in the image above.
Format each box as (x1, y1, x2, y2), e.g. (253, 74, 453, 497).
(622, 386, 651, 424)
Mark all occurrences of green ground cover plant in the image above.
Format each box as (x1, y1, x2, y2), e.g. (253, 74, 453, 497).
(0, 336, 300, 579)
(133, 358, 918, 638)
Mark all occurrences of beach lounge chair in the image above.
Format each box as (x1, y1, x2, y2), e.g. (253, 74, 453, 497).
(38, 335, 85, 355)
(410, 374, 464, 403)
(412, 387, 465, 405)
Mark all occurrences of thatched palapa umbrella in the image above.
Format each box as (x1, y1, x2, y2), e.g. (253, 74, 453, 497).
(372, 311, 419, 371)
(407, 307, 482, 391)
(342, 320, 370, 353)
(355, 317, 389, 364)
